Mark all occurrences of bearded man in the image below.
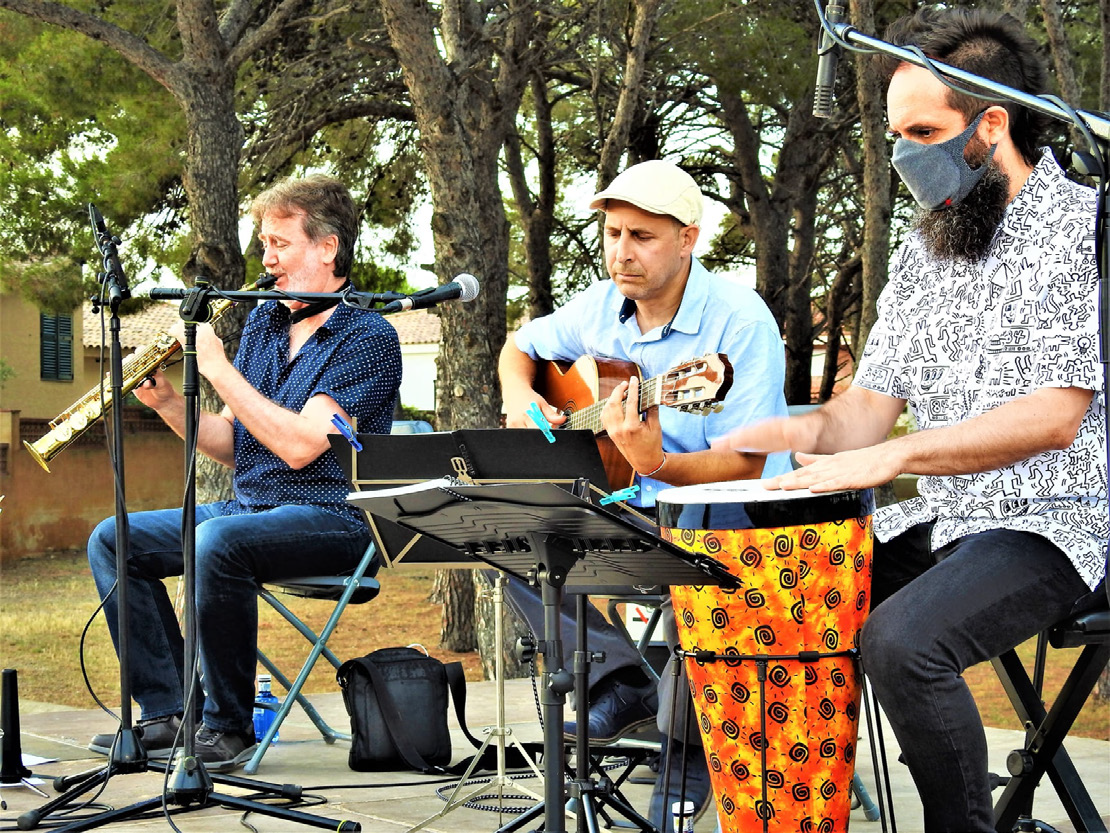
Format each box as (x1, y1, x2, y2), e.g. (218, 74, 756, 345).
(722, 7, 1106, 830)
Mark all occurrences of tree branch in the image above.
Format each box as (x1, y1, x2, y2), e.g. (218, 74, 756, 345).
(226, 0, 311, 69)
(0, 0, 178, 91)
(218, 0, 255, 45)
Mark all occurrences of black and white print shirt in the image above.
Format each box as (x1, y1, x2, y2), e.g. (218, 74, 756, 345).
(855, 149, 1107, 589)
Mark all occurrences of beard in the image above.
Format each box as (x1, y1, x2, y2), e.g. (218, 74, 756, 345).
(913, 138, 1011, 263)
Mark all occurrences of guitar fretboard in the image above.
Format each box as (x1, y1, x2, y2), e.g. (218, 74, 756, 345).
(562, 375, 662, 434)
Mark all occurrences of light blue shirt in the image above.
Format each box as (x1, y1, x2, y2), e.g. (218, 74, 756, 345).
(515, 257, 790, 506)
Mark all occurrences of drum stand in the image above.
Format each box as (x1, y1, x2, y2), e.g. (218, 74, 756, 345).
(408, 572, 544, 832)
(668, 645, 895, 833)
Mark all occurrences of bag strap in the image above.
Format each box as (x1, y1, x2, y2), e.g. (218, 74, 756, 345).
(350, 655, 448, 775)
(444, 661, 483, 750)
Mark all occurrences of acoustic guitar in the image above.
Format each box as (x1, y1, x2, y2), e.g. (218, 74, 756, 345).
(536, 353, 734, 489)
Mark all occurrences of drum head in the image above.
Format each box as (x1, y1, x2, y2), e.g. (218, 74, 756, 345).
(657, 479, 874, 530)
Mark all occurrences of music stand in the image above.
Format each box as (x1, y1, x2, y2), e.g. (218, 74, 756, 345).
(334, 429, 611, 826)
(348, 479, 737, 833)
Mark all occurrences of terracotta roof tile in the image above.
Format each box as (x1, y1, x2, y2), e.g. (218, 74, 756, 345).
(82, 301, 182, 350)
(388, 309, 441, 345)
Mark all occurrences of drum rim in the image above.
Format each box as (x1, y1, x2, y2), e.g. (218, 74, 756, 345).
(657, 487, 875, 530)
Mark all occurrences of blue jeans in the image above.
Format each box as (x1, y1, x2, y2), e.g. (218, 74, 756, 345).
(861, 524, 1091, 832)
(88, 502, 373, 733)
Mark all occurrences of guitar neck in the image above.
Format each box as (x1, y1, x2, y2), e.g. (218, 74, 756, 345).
(563, 375, 662, 434)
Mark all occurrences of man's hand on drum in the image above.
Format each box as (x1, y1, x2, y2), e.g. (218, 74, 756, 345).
(714, 416, 817, 456)
(768, 444, 903, 493)
(602, 376, 665, 476)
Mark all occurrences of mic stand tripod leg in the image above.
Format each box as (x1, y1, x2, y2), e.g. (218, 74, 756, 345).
(407, 572, 543, 833)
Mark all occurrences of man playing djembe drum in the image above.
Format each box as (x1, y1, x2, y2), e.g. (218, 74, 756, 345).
(722, 7, 1106, 832)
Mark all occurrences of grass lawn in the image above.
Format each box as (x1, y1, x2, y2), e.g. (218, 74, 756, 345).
(0, 549, 1106, 741)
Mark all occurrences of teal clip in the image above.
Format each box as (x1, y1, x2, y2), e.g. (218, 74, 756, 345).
(525, 403, 556, 443)
(600, 485, 639, 505)
(331, 414, 363, 451)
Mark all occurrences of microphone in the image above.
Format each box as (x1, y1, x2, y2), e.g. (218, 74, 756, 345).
(89, 203, 131, 306)
(813, 1, 845, 119)
(382, 273, 480, 313)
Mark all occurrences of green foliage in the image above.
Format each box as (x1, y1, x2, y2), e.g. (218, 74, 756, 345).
(0, 356, 14, 389)
(0, 9, 187, 309)
(395, 403, 436, 428)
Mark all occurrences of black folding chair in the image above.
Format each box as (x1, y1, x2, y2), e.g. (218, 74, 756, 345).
(990, 593, 1110, 833)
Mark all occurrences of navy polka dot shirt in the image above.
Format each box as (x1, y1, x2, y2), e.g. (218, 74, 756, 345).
(223, 300, 402, 525)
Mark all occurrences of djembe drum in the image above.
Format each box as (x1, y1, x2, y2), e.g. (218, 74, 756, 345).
(657, 481, 874, 833)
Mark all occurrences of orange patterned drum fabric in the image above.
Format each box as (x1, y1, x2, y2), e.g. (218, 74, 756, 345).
(657, 483, 874, 833)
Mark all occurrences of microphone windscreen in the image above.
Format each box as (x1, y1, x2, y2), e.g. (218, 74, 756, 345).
(454, 273, 480, 302)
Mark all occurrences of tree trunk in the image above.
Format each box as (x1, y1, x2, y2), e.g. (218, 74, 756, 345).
(820, 255, 861, 401)
(1038, 0, 1086, 150)
(718, 86, 835, 404)
(438, 570, 477, 651)
(596, 0, 664, 188)
(506, 71, 557, 321)
(850, 0, 891, 360)
(1101, 0, 1109, 111)
(379, 0, 542, 668)
(473, 572, 531, 680)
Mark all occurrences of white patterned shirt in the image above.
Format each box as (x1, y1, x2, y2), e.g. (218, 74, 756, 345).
(854, 150, 1107, 589)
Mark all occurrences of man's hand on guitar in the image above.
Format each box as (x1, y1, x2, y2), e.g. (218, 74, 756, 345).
(504, 390, 567, 430)
(602, 376, 666, 477)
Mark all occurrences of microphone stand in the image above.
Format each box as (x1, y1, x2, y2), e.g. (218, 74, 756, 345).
(17, 208, 149, 829)
(19, 277, 365, 832)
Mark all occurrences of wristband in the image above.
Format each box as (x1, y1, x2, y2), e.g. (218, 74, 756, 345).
(639, 452, 667, 478)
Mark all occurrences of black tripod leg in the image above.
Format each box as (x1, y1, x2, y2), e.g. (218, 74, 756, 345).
(33, 795, 165, 833)
(16, 766, 114, 830)
(601, 789, 655, 832)
(211, 792, 361, 831)
(493, 799, 546, 833)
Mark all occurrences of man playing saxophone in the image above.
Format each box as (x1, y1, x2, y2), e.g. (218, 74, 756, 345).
(86, 175, 402, 772)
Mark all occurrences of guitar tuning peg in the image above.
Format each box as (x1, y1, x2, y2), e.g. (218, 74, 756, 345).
(712, 404, 724, 414)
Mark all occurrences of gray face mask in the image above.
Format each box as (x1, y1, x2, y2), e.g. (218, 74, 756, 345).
(891, 110, 997, 211)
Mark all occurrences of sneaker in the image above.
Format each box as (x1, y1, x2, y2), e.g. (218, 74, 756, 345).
(648, 736, 713, 829)
(193, 724, 258, 772)
(88, 714, 182, 758)
(563, 676, 659, 744)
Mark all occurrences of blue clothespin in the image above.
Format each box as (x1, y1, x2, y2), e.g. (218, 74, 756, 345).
(331, 414, 363, 451)
(600, 485, 639, 505)
(525, 403, 556, 443)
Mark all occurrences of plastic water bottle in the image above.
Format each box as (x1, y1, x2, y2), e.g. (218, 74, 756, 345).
(253, 674, 280, 743)
(671, 800, 695, 833)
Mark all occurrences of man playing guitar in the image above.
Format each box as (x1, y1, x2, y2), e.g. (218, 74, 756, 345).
(498, 159, 790, 826)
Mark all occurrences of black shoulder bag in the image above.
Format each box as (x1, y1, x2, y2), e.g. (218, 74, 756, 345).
(337, 646, 480, 774)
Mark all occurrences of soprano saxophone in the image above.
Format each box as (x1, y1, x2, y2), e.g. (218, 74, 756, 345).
(23, 277, 269, 473)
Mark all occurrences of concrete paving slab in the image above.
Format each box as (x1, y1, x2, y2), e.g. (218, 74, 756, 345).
(1, 679, 1106, 832)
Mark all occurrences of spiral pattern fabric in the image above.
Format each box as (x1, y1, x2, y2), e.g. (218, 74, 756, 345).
(663, 508, 872, 832)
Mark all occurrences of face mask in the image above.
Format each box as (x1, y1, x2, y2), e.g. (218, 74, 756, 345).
(891, 110, 997, 211)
